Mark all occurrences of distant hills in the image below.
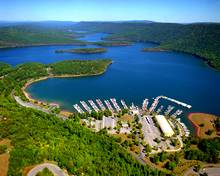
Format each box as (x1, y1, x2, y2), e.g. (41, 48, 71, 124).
(73, 22, 220, 69)
(0, 21, 220, 69)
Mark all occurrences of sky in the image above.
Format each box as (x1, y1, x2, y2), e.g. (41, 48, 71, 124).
(0, 0, 220, 23)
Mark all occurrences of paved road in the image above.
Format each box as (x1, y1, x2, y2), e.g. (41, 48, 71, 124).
(184, 165, 220, 176)
(201, 167, 220, 176)
(14, 95, 67, 120)
(27, 163, 68, 176)
(184, 167, 199, 176)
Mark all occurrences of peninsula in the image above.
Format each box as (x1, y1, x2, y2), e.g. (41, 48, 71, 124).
(142, 47, 170, 52)
(188, 113, 220, 138)
(55, 47, 107, 54)
(92, 41, 132, 47)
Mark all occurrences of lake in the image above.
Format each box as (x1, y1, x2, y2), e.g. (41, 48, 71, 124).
(0, 33, 220, 127)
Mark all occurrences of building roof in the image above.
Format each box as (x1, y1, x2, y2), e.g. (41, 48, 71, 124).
(155, 115, 174, 137)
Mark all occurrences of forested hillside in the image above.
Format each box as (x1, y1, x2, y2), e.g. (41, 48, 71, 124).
(0, 60, 162, 175)
(73, 22, 220, 69)
(50, 59, 111, 75)
(1, 21, 219, 69)
(0, 22, 78, 47)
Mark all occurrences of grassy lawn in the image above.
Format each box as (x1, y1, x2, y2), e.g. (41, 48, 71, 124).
(120, 114, 133, 123)
(188, 113, 219, 138)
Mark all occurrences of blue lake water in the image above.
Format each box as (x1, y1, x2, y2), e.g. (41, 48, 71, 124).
(0, 33, 220, 128)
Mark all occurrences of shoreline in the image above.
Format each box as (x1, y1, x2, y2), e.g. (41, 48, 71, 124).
(163, 48, 220, 72)
(1, 40, 219, 71)
(188, 112, 219, 137)
(0, 42, 88, 49)
(22, 64, 111, 116)
(188, 113, 201, 137)
(142, 47, 170, 52)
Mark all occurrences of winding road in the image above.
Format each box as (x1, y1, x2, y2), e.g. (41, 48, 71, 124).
(27, 163, 68, 176)
(14, 95, 67, 120)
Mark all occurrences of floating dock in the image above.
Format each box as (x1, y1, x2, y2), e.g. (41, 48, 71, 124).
(164, 105, 174, 116)
(73, 104, 84, 113)
(88, 100, 99, 112)
(104, 100, 114, 112)
(96, 99, 106, 111)
(121, 100, 128, 109)
(142, 98, 149, 111)
(156, 105, 163, 114)
(149, 97, 160, 112)
(161, 96, 192, 109)
(80, 101, 92, 113)
(177, 118, 190, 137)
(171, 109, 183, 118)
(110, 98, 121, 112)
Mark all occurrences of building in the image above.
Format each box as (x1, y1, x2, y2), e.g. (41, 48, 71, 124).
(155, 115, 174, 137)
(102, 116, 116, 129)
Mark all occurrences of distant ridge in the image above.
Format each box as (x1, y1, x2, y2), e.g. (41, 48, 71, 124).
(79, 20, 155, 23)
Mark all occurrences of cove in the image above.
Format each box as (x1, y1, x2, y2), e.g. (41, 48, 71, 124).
(0, 33, 220, 127)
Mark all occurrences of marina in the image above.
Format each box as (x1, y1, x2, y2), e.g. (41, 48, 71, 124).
(24, 33, 220, 133)
(72, 96, 191, 123)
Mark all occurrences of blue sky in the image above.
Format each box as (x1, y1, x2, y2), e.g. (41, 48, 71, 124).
(0, 0, 220, 22)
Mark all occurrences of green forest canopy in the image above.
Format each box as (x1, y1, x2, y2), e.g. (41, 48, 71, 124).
(73, 22, 220, 69)
(0, 22, 220, 69)
(0, 60, 163, 175)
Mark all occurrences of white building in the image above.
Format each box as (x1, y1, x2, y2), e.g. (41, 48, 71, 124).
(155, 115, 174, 137)
(102, 116, 116, 129)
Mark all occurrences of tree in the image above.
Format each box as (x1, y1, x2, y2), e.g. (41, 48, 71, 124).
(158, 152, 167, 162)
(151, 155, 160, 164)
(36, 168, 54, 176)
(214, 118, 220, 129)
(194, 164, 201, 172)
(0, 145, 7, 154)
(165, 161, 176, 170)
(206, 129, 214, 135)
(145, 144, 152, 153)
(199, 123, 205, 127)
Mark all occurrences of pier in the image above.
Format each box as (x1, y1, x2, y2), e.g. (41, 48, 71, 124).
(88, 100, 100, 112)
(160, 96, 192, 109)
(73, 104, 84, 113)
(121, 100, 128, 109)
(149, 95, 191, 113)
(156, 105, 163, 114)
(110, 98, 121, 112)
(80, 101, 92, 113)
(104, 100, 115, 112)
(164, 105, 174, 116)
(149, 97, 159, 113)
(142, 98, 149, 111)
(171, 109, 183, 118)
(96, 99, 106, 111)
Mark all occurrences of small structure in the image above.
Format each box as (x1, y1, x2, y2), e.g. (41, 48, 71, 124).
(102, 116, 116, 129)
(130, 103, 139, 115)
(155, 115, 174, 137)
